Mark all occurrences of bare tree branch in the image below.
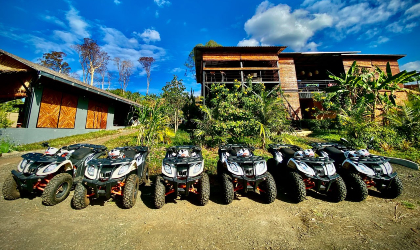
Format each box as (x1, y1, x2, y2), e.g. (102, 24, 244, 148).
(138, 57, 155, 95)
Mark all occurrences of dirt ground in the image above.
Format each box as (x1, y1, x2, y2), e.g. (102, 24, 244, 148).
(1, 135, 420, 250)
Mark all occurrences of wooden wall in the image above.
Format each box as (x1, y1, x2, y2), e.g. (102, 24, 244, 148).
(342, 57, 400, 75)
(86, 100, 108, 129)
(37, 88, 78, 128)
(278, 57, 301, 118)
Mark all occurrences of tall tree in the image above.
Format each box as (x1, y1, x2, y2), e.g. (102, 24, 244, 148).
(162, 75, 187, 133)
(74, 38, 110, 86)
(114, 57, 134, 94)
(138, 57, 155, 95)
(184, 40, 222, 78)
(97, 59, 109, 89)
(38, 51, 71, 74)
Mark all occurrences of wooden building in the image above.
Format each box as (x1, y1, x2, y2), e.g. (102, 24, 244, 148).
(0, 49, 140, 144)
(194, 46, 406, 120)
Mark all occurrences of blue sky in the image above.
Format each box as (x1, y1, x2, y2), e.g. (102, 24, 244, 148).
(1, 0, 419, 95)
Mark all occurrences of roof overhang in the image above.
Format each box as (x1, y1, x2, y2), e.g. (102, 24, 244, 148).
(0, 49, 140, 107)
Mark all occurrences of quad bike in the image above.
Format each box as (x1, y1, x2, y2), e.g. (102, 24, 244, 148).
(154, 146, 210, 209)
(2, 143, 107, 206)
(217, 144, 276, 204)
(312, 138, 403, 201)
(72, 146, 149, 209)
(267, 144, 346, 203)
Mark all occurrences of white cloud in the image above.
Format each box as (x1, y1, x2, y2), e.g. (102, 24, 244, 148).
(138, 28, 161, 43)
(41, 15, 67, 29)
(377, 36, 389, 44)
(171, 67, 183, 73)
(103, 27, 139, 48)
(241, 2, 333, 51)
(299, 0, 417, 42)
(405, 3, 420, 20)
(154, 0, 171, 7)
(155, 11, 159, 18)
(237, 38, 260, 46)
(114, 0, 121, 5)
(53, 30, 79, 44)
(66, 6, 90, 38)
(400, 61, 420, 72)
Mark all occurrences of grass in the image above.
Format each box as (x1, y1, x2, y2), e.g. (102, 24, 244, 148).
(15, 129, 124, 152)
(0, 139, 12, 153)
(401, 201, 416, 209)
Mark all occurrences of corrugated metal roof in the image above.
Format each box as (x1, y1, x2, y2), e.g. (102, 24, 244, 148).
(0, 49, 140, 107)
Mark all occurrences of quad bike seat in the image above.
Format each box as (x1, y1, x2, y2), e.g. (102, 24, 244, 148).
(279, 147, 296, 163)
(122, 149, 137, 159)
(69, 147, 94, 162)
(324, 146, 346, 164)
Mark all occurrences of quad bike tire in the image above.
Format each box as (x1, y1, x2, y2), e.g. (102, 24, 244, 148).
(123, 174, 140, 209)
(2, 174, 20, 200)
(154, 176, 166, 209)
(259, 172, 277, 204)
(327, 176, 347, 202)
(72, 183, 90, 209)
(287, 171, 306, 203)
(221, 172, 234, 204)
(42, 173, 73, 206)
(342, 171, 368, 201)
(216, 161, 224, 179)
(382, 176, 403, 199)
(139, 165, 149, 185)
(198, 173, 210, 206)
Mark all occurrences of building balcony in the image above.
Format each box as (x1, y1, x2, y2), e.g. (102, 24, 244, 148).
(298, 80, 336, 99)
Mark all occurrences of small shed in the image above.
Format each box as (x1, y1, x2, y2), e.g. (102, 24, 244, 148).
(0, 49, 140, 144)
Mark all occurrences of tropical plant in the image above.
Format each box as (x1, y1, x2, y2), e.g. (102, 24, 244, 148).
(194, 75, 291, 147)
(162, 75, 187, 133)
(135, 96, 173, 146)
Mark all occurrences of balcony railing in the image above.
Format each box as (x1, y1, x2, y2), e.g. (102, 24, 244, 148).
(298, 80, 336, 98)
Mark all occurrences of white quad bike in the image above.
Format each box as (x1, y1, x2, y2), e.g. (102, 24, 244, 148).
(2, 143, 107, 206)
(217, 144, 277, 204)
(72, 146, 149, 209)
(312, 138, 403, 201)
(154, 146, 210, 209)
(267, 144, 346, 203)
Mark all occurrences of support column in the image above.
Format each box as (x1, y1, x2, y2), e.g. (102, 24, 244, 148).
(26, 84, 43, 129)
(74, 96, 89, 129)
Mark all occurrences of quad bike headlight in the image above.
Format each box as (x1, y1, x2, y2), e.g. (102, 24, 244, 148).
(324, 163, 336, 176)
(192, 162, 204, 174)
(227, 162, 244, 176)
(35, 162, 61, 176)
(85, 165, 98, 179)
(255, 161, 267, 176)
(18, 159, 31, 172)
(355, 163, 375, 176)
(380, 162, 393, 175)
(162, 163, 175, 177)
(42, 163, 58, 174)
(111, 163, 133, 179)
(296, 161, 315, 176)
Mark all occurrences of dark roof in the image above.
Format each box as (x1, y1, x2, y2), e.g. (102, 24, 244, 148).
(340, 53, 406, 60)
(0, 49, 140, 107)
(194, 46, 287, 54)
